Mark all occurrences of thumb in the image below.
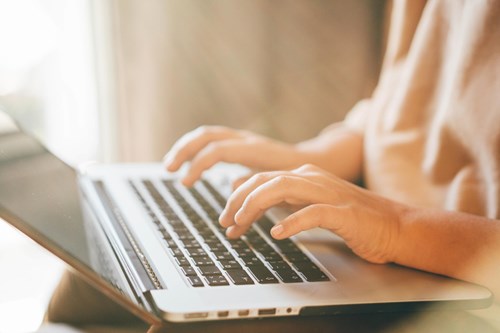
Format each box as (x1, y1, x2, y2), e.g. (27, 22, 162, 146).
(270, 204, 351, 239)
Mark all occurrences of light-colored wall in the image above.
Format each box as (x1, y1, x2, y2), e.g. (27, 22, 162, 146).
(104, 0, 384, 161)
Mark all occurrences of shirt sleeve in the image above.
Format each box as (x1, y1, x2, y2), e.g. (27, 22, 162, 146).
(342, 99, 371, 134)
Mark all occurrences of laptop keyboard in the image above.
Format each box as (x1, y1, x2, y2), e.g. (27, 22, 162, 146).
(129, 179, 330, 287)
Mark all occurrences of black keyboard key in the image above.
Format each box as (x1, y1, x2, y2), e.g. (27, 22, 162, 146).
(169, 247, 184, 257)
(234, 247, 253, 256)
(163, 181, 204, 222)
(285, 252, 311, 263)
(192, 256, 214, 266)
(254, 244, 275, 254)
(168, 219, 185, 227)
(183, 241, 203, 249)
(241, 256, 262, 266)
(302, 270, 330, 282)
(186, 248, 208, 257)
(293, 262, 330, 282)
(213, 251, 234, 261)
(207, 243, 227, 252)
(181, 266, 197, 276)
(175, 256, 190, 266)
(247, 265, 279, 284)
(205, 274, 229, 286)
(260, 253, 283, 262)
(195, 225, 212, 234)
(257, 217, 275, 232)
(201, 180, 226, 207)
(246, 237, 267, 247)
(198, 229, 216, 237)
(274, 268, 302, 283)
(177, 233, 196, 241)
(219, 259, 242, 270)
(267, 260, 291, 271)
(188, 187, 220, 220)
(274, 240, 301, 253)
(227, 239, 247, 248)
(171, 224, 190, 232)
(188, 275, 204, 287)
(164, 238, 177, 248)
(227, 239, 244, 244)
(292, 261, 319, 272)
(199, 265, 222, 276)
(200, 233, 219, 242)
(226, 269, 254, 285)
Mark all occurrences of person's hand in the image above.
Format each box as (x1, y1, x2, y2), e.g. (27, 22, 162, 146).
(219, 164, 407, 264)
(163, 126, 309, 187)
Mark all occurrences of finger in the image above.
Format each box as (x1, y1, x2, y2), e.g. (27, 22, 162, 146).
(225, 224, 252, 239)
(270, 204, 349, 239)
(234, 175, 336, 228)
(163, 126, 240, 172)
(232, 174, 253, 191)
(218, 171, 288, 227)
(181, 140, 252, 187)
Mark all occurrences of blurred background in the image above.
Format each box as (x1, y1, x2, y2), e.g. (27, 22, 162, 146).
(0, 0, 385, 331)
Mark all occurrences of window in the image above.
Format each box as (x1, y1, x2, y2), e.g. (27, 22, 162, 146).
(0, 1, 98, 331)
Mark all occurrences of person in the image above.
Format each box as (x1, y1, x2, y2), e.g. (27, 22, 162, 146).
(45, 0, 500, 332)
(163, 0, 500, 300)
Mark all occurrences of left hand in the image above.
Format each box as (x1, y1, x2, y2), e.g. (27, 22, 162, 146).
(219, 164, 407, 264)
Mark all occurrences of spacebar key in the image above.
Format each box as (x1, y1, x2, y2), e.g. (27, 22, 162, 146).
(247, 265, 278, 284)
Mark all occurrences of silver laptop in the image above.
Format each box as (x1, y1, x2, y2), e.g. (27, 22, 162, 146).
(0, 109, 492, 325)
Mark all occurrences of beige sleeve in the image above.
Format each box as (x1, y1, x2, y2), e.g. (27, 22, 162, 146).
(318, 99, 371, 136)
(342, 99, 371, 134)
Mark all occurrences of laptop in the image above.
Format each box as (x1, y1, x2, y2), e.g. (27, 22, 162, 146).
(0, 108, 492, 325)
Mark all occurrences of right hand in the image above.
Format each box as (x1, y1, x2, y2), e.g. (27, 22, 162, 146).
(163, 126, 308, 187)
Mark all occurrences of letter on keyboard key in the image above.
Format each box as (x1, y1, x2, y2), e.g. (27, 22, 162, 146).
(188, 275, 204, 287)
(293, 262, 330, 282)
(199, 265, 222, 276)
(242, 256, 262, 266)
(248, 265, 279, 284)
(192, 256, 214, 266)
(218, 259, 242, 270)
(225, 269, 254, 285)
(175, 256, 190, 266)
(213, 251, 234, 261)
(186, 248, 207, 257)
(205, 274, 229, 286)
(181, 266, 197, 276)
(274, 268, 303, 283)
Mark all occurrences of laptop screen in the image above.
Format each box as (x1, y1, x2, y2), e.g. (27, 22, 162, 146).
(0, 110, 91, 266)
(0, 108, 159, 323)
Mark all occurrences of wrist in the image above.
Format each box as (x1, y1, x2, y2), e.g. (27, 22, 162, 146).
(294, 128, 364, 181)
(390, 204, 424, 266)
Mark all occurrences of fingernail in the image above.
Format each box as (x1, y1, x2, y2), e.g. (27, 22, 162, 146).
(219, 210, 227, 225)
(234, 211, 244, 225)
(162, 153, 172, 165)
(271, 224, 284, 237)
(226, 226, 239, 239)
(181, 177, 193, 187)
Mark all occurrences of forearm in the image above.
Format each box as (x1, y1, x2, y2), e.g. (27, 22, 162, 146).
(395, 207, 500, 298)
(295, 123, 364, 182)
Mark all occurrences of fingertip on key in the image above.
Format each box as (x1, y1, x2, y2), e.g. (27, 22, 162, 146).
(270, 224, 284, 238)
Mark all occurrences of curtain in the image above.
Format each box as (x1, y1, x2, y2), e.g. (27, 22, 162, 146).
(97, 0, 384, 162)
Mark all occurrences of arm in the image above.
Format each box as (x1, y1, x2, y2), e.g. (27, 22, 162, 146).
(396, 208, 500, 298)
(295, 125, 363, 183)
(217, 164, 500, 299)
(163, 124, 363, 186)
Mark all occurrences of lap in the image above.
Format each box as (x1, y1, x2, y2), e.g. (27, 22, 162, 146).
(46, 271, 497, 333)
(45, 270, 148, 332)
